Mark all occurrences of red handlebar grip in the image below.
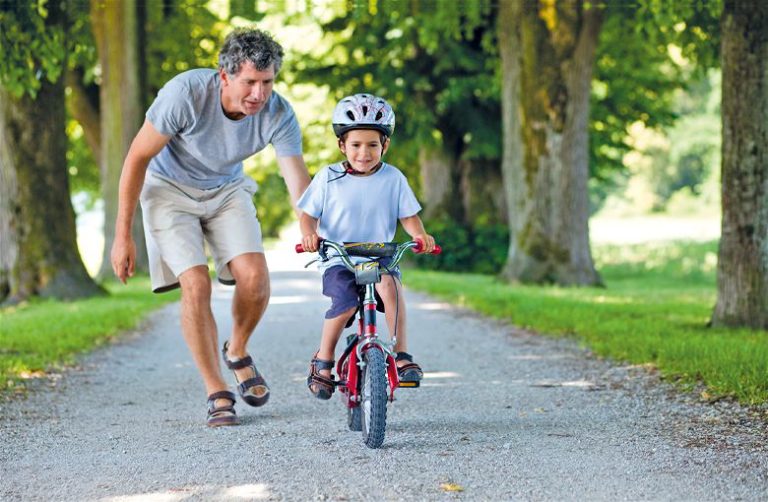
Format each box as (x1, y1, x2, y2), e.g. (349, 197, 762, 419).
(413, 240, 442, 255)
(295, 243, 305, 253)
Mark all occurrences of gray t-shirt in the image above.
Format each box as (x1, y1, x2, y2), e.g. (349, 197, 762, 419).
(297, 162, 422, 271)
(146, 68, 302, 189)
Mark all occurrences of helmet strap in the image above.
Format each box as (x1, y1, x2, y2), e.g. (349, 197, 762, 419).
(344, 161, 383, 176)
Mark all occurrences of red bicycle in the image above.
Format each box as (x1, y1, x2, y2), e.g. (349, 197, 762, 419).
(296, 239, 441, 448)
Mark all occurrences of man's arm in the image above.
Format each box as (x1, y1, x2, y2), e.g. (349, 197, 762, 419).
(276, 155, 311, 217)
(110, 120, 171, 283)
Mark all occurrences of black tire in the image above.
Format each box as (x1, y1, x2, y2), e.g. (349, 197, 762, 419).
(347, 406, 362, 431)
(360, 348, 387, 448)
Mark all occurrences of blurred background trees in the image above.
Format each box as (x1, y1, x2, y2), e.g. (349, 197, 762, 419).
(1, 0, 764, 328)
(0, 0, 103, 302)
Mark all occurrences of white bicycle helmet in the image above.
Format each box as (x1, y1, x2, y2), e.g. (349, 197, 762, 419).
(332, 93, 396, 137)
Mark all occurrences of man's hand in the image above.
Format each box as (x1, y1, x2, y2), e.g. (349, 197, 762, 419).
(301, 232, 320, 253)
(111, 235, 137, 284)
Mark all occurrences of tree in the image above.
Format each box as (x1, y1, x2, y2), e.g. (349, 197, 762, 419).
(90, 0, 148, 279)
(499, 0, 603, 286)
(711, 0, 768, 329)
(0, 0, 103, 303)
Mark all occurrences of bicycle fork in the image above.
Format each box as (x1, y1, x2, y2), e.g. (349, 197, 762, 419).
(340, 283, 400, 405)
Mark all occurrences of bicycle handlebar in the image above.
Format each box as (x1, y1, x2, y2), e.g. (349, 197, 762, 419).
(295, 239, 441, 272)
(295, 239, 441, 255)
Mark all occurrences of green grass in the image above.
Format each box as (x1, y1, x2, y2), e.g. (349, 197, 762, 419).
(405, 240, 768, 406)
(2, 242, 765, 406)
(0, 277, 179, 394)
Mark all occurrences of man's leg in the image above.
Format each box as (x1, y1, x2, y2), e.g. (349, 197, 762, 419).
(177, 266, 229, 399)
(224, 252, 270, 397)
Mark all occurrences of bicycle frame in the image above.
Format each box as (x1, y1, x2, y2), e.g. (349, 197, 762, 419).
(338, 279, 401, 406)
(315, 240, 420, 405)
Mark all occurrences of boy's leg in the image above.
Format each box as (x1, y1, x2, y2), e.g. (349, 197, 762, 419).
(310, 307, 356, 394)
(317, 265, 359, 363)
(374, 275, 411, 369)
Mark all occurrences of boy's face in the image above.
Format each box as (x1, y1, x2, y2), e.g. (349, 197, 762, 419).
(219, 62, 275, 120)
(339, 129, 389, 174)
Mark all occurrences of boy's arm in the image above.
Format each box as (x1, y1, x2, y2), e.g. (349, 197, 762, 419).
(300, 211, 320, 252)
(400, 214, 435, 253)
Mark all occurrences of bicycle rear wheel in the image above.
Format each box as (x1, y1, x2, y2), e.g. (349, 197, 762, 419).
(360, 348, 387, 448)
(347, 406, 362, 431)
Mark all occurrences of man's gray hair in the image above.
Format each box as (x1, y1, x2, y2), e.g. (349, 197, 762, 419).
(218, 28, 284, 75)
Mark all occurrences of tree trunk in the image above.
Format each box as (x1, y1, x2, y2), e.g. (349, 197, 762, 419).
(0, 106, 18, 300)
(0, 82, 104, 303)
(459, 157, 507, 226)
(418, 141, 466, 223)
(499, 0, 602, 286)
(91, 0, 148, 279)
(498, 0, 527, 277)
(711, 0, 768, 329)
(66, 68, 101, 163)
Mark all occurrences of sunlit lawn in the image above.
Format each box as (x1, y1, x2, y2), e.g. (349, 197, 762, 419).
(0, 277, 179, 394)
(405, 241, 768, 405)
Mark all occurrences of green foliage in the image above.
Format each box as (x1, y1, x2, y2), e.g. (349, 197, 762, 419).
(0, 0, 69, 97)
(66, 119, 100, 202)
(279, 2, 718, 221)
(145, 1, 226, 99)
(401, 217, 508, 274)
(0, 277, 179, 394)
(250, 168, 293, 238)
(637, 0, 721, 71)
(600, 69, 721, 216)
(285, 0, 499, 183)
(652, 70, 720, 209)
(589, 4, 687, 211)
(406, 240, 768, 405)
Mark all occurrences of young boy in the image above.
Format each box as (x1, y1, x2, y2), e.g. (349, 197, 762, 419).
(297, 93, 436, 399)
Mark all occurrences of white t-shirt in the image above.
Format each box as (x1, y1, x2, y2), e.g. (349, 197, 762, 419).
(297, 162, 422, 271)
(146, 69, 302, 190)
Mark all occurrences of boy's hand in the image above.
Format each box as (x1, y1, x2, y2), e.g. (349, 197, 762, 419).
(302, 233, 320, 253)
(415, 233, 436, 253)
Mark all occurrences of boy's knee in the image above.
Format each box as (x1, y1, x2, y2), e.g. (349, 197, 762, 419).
(335, 305, 357, 318)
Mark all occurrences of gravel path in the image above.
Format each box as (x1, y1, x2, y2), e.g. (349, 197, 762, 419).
(1, 246, 767, 501)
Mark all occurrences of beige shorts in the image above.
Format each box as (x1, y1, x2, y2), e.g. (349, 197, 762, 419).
(140, 171, 264, 293)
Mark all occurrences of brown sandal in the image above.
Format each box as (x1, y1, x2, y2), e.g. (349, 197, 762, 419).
(206, 390, 240, 427)
(222, 341, 270, 407)
(396, 352, 423, 387)
(307, 352, 335, 400)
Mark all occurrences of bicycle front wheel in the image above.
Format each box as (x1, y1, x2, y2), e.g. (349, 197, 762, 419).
(360, 348, 387, 448)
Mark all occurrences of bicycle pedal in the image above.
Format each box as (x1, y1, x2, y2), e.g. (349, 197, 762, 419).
(397, 381, 420, 388)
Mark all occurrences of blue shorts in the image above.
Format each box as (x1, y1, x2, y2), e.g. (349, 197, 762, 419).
(322, 259, 401, 319)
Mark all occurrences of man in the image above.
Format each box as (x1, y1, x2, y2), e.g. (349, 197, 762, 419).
(110, 28, 310, 427)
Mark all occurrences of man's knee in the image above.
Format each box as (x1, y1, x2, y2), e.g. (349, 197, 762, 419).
(179, 267, 213, 303)
(234, 268, 270, 304)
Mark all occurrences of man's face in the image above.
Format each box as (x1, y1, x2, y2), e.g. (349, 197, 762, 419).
(220, 62, 275, 119)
